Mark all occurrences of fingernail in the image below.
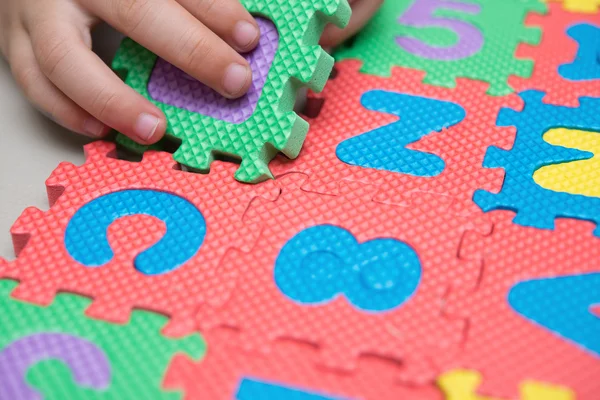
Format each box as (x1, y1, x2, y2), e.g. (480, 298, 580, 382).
(83, 118, 106, 137)
(134, 113, 160, 141)
(223, 63, 250, 97)
(233, 21, 259, 50)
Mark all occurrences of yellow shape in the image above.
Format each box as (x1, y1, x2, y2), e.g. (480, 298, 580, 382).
(437, 369, 575, 400)
(542, 0, 600, 13)
(521, 381, 576, 400)
(534, 128, 600, 197)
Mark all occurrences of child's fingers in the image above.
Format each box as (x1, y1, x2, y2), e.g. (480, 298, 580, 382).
(320, 0, 383, 48)
(29, 22, 166, 144)
(8, 30, 108, 138)
(80, 0, 252, 99)
(176, 0, 260, 52)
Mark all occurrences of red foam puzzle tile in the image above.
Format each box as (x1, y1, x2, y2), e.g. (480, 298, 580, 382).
(195, 173, 486, 384)
(1, 141, 280, 336)
(509, 4, 600, 106)
(164, 330, 444, 399)
(445, 210, 600, 400)
(269, 59, 519, 212)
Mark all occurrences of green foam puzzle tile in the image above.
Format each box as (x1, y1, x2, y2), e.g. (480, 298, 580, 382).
(334, 0, 547, 96)
(113, 0, 351, 183)
(0, 280, 205, 399)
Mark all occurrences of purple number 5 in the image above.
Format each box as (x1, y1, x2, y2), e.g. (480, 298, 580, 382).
(0, 333, 111, 400)
(397, 0, 483, 60)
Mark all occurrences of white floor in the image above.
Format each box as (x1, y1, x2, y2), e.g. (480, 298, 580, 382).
(0, 24, 123, 259)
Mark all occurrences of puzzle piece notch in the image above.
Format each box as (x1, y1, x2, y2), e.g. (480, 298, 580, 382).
(113, 0, 351, 183)
(270, 60, 519, 213)
(195, 176, 492, 384)
(164, 330, 444, 399)
(509, 5, 600, 106)
(0, 279, 205, 399)
(446, 210, 600, 399)
(1, 141, 281, 337)
(438, 370, 575, 400)
(474, 90, 600, 236)
(334, 0, 547, 95)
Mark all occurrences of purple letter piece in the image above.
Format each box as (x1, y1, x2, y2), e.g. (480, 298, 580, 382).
(397, 0, 483, 61)
(0, 333, 111, 400)
(147, 17, 279, 124)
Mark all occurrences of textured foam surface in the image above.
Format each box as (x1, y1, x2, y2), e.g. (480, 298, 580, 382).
(446, 210, 600, 399)
(270, 60, 517, 211)
(164, 331, 443, 399)
(509, 6, 600, 106)
(113, 0, 351, 183)
(509, 273, 600, 357)
(274, 224, 422, 312)
(147, 17, 278, 124)
(0, 141, 280, 337)
(0, 280, 204, 399)
(64, 189, 206, 275)
(3, 2, 600, 398)
(336, 90, 465, 177)
(334, 0, 546, 95)
(558, 24, 600, 82)
(474, 91, 600, 236)
(533, 129, 600, 197)
(195, 174, 488, 383)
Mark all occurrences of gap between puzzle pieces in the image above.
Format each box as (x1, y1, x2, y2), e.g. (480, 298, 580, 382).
(0, 141, 282, 337)
(165, 330, 445, 400)
(334, 0, 547, 97)
(509, 4, 600, 106)
(0, 279, 205, 399)
(163, 329, 575, 400)
(445, 210, 600, 400)
(194, 173, 491, 385)
(269, 60, 517, 211)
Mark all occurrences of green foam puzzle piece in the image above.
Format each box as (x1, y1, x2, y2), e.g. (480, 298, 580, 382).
(335, 0, 547, 96)
(113, 0, 351, 183)
(0, 280, 205, 399)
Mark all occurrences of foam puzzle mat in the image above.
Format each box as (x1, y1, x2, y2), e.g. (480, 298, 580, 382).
(0, 0, 599, 398)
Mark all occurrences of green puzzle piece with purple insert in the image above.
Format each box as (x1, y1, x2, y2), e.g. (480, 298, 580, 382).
(0, 280, 205, 399)
(113, 0, 350, 183)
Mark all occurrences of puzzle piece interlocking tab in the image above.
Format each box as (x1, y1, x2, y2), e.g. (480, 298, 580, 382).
(165, 331, 443, 399)
(334, 0, 547, 95)
(509, 5, 600, 106)
(0, 141, 280, 337)
(474, 91, 600, 235)
(113, 0, 351, 183)
(270, 59, 516, 214)
(0, 280, 204, 399)
(447, 210, 600, 399)
(194, 173, 487, 384)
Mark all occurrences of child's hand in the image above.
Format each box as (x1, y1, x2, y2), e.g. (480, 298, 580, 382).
(0, 0, 261, 143)
(321, 0, 382, 48)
